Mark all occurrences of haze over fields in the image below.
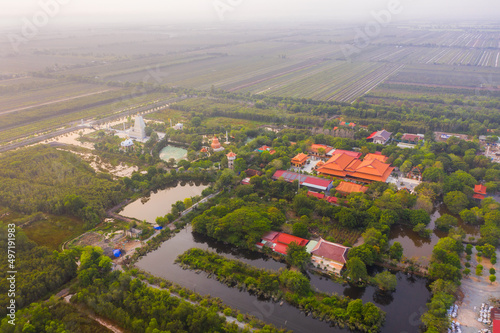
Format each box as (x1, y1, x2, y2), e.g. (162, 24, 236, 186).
(1, 0, 500, 28)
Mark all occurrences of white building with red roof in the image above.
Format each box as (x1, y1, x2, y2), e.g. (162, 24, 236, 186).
(308, 238, 349, 274)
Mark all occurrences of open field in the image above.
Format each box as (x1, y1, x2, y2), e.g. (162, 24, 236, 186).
(1, 24, 500, 144)
(0, 207, 85, 250)
(0, 89, 172, 144)
(23, 215, 86, 251)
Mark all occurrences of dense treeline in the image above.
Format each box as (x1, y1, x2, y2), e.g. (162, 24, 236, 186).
(72, 247, 285, 333)
(421, 237, 464, 332)
(0, 298, 112, 333)
(177, 248, 385, 333)
(0, 224, 77, 317)
(0, 146, 127, 228)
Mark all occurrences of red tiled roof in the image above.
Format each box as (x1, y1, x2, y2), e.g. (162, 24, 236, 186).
(473, 193, 486, 200)
(291, 153, 309, 163)
(303, 176, 332, 188)
(494, 319, 500, 333)
(311, 238, 349, 264)
(402, 133, 424, 142)
(273, 243, 289, 255)
(336, 181, 368, 194)
(262, 231, 280, 242)
(272, 171, 332, 190)
(332, 150, 362, 158)
(276, 233, 308, 247)
(367, 131, 377, 139)
(226, 152, 237, 158)
(245, 169, 263, 177)
(309, 144, 333, 154)
(327, 196, 338, 204)
(364, 153, 388, 163)
(474, 184, 487, 195)
(307, 191, 325, 199)
(318, 152, 393, 182)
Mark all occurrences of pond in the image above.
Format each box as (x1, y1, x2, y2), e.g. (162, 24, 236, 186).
(119, 183, 208, 223)
(137, 225, 431, 332)
(159, 145, 187, 162)
(389, 204, 480, 263)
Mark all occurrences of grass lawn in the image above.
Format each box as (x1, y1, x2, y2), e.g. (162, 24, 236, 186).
(23, 215, 86, 251)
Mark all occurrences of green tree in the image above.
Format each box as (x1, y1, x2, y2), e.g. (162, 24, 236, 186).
(413, 223, 431, 238)
(346, 257, 368, 283)
(286, 242, 311, 269)
(389, 242, 403, 260)
(279, 270, 311, 296)
(372, 271, 397, 291)
(292, 221, 308, 238)
(476, 264, 483, 276)
(435, 214, 458, 231)
(183, 197, 193, 209)
(490, 275, 497, 283)
(233, 158, 247, 174)
(443, 191, 468, 215)
(409, 209, 431, 226)
(191, 117, 202, 127)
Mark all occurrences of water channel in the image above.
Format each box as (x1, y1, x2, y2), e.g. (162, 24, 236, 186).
(137, 225, 431, 333)
(119, 183, 208, 223)
(389, 204, 480, 263)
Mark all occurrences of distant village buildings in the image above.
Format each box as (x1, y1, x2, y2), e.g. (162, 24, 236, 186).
(401, 133, 424, 143)
(367, 130, 392, 145)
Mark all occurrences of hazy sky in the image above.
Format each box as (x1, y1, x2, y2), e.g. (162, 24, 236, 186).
(1, 0, 499, 27)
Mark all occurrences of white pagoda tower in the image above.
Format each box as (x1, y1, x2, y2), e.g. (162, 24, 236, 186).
(128, 116, 147, 140)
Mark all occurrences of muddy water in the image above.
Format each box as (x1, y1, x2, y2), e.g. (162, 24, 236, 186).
(137, 225, 431, 333)
(120, 183, 208, 223)
(159, 145, 187, 162)
(389, 204, 480, 263)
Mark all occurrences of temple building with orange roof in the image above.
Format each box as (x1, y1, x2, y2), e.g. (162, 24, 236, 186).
(210, 136, 225, 152)
(317, 151, 394, 183)
(291, 153, 309, 167)
(308, 144, 334, 158)
(364, 152, 388, 163)
(473, 184, 487, 200)
(335, 181, 368, 195)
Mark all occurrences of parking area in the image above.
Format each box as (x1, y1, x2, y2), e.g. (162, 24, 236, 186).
(387, 176, 421, 192)
(291, 158, 322, 174)
(456, 249, 499, 333)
